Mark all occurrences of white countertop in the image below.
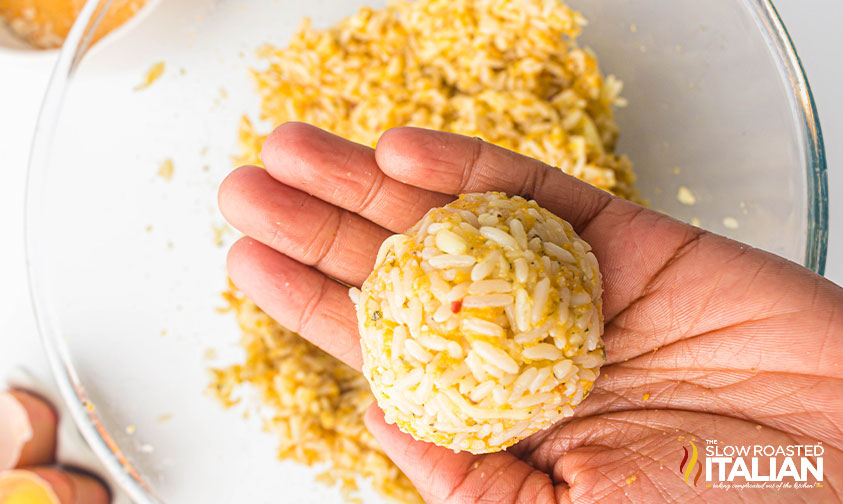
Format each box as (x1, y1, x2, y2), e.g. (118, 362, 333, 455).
(0, 0, 840, 500)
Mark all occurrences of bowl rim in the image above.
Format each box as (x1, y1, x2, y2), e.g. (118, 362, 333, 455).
(757, 1, 829, 275)
(0, 0, 162, 58)
(24, 0, 829, 502)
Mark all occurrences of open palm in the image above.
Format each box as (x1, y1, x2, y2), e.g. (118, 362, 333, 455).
(219, 123, 843, 503)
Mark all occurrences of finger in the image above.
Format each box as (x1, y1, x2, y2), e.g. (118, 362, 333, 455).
(0, 390, 56, 470)
(375, 130, 843, 381)
(364, 404, 555, 504)
(0, 468, 110, 504)
(375, 127, 706, 321)
(227, 237, 362, 369)
(260, 122, 452, 233)
(375, 126, 612, 230)
(219, 165, 391, 286)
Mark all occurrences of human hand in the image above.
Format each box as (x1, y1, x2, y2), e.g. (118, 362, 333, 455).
(219, 123, 843, 503)
(0, 390, 109, 503)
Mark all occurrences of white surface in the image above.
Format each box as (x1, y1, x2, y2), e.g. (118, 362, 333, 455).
(0, 0, 841, 502)
(0, 54, 135, 503)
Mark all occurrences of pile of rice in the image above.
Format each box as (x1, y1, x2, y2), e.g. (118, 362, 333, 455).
(210, 286, 420, 503)
(354, 192, 604, 454)
(213, 0, 636, 502)
(236, 0, 637, 200)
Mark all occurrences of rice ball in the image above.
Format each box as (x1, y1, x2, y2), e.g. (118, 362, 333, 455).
(352, 192, 604, 454)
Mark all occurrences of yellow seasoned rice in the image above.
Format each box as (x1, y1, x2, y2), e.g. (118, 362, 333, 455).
(210, 285, 421, 503)
(235, 0, 637, 199)
(212, 0, 638, 502)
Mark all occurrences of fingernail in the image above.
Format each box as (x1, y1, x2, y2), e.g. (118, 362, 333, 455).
(2, 391, 57, 468)
(0, 469, 61, 503)
(29, 468, 110, 504)
(0, 392, 33, 470)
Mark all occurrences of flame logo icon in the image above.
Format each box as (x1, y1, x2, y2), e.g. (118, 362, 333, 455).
(679, 441, 702, 486)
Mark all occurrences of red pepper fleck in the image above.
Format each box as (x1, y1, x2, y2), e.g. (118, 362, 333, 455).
(451, 300, 463, 313)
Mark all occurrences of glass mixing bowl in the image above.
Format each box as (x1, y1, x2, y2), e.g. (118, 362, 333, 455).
(26, 0, 827, 502)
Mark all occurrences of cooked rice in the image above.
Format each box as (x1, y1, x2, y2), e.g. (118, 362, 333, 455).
(236, 0, 638, 201)
(213, 0, 635, 501)
(354, 192, 604, 453)
(209, 285, 421, 503)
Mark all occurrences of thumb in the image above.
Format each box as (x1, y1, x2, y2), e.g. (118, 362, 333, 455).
(364, 403, 556, 503)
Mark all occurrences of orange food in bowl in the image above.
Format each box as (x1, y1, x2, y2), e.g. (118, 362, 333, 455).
(0, 471, 60, 504)
(0, 0, 146, 49)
